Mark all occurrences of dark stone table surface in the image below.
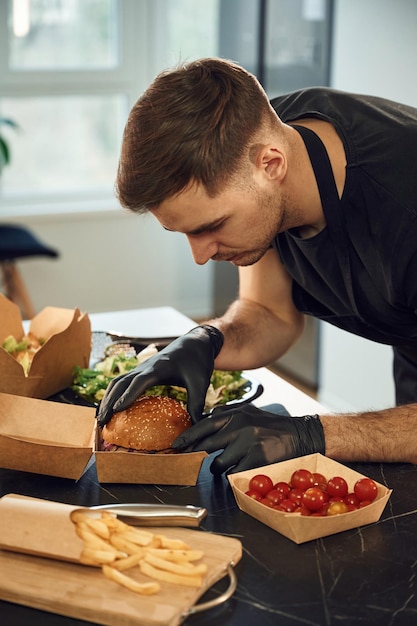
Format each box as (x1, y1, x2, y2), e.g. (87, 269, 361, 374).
(1, 453, 416, 626)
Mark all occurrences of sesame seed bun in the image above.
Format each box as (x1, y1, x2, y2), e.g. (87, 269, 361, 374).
(101, 395, 192, 452)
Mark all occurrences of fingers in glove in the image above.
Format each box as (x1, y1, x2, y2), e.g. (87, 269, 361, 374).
(171, 412, 232, 450)
(208, 439, 251, 476)
(96, 369, 157, 426)
(210, 435, 292, 476)
(96, 373, 135, 426)
(182, 377, 209, 424)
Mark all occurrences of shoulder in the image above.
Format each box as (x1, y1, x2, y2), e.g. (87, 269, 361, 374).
(271, 87, 417, 128)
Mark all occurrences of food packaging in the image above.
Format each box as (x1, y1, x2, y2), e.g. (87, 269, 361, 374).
(0, 391, 96, 480)
(0, 493, 84, 561)
(0, 388, 206, 484)
(228, 453, 392, 544)
(94, 428, 208, 485)
(0, 294, 91, 399)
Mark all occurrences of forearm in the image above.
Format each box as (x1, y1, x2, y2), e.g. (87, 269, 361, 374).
(203, 298, 303, 371)
(321, 404, 417, 464)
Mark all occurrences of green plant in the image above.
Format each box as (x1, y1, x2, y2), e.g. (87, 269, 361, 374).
(0, 117, 19, 174)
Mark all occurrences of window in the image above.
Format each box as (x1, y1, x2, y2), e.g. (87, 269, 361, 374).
(0, 0, 220, 216)
(0, 0, 332, 218)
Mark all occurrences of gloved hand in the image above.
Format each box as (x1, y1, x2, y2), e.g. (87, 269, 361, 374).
(171, 403, 325, 475)
(96, 325, 223, 427)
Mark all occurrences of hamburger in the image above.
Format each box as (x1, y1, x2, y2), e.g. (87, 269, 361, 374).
(101, 395, 192, 453)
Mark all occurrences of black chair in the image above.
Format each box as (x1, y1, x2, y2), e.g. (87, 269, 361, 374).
(0, 224, 59, 319)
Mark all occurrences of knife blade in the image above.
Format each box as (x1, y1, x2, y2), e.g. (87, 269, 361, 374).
(90, 503, 207, 527)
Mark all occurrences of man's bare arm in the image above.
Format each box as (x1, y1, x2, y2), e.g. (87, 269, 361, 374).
(206, 249, 304, 370)
(321, 405, 417, 464)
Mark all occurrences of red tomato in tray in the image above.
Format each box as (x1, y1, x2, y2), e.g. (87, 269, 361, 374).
(290, 469, 314, 491)
(277, 498, 298, 513)
(354, 478, 378, 502)
(245, 489, 262, 501)
(265, 489, 286, 505)
(312, 472, 328, 490)
(301, 487, 327, 511)
(344, 492, 360, 509)
(273, 481, 291, 498)
(288, 488, 304, 505)
(326, 476, 348, 499)
(249, 474, 274, 497)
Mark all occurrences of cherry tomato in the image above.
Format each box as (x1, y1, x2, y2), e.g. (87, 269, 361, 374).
(326, 476, 348, 499)
(249, 474, 274, 497)
(345, 503, 358, 512)
(359, 500, 373, 508)
(273, 481, 291, 498)
(260, 497, 274, 508)
(329, 495, 344, 503)
(288, 488, 304, 505)
(311, 504, 329, 517)
(344, 492, 360, 508)
(301, 487, 327, 511)
(265, 489, 285, 505)
(245, 489, 262, 501)
(327, 501, 348, 516)
(278, 498, 298, 513)
(290, 469, 314, 491)
(295, 505, 312, 516)
(354, 478, 378, 502)
(312, 472, 327, 490)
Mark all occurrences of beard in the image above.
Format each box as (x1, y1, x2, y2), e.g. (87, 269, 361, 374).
(213, 187, 291, 266)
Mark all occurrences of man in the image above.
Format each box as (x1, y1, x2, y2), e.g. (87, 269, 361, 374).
(97, 57, 417, 475)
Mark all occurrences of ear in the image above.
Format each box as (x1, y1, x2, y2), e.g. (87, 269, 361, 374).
(256, 145, 287, 182)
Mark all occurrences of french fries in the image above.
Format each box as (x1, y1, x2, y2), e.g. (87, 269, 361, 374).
(70, 510, 207, 596)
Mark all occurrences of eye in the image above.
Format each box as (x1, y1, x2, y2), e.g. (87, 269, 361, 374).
(204, 219, 227, 234)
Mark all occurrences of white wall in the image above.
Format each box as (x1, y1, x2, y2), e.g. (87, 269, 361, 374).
(5, 208, 212, 321)
(318, 0, 417, 412)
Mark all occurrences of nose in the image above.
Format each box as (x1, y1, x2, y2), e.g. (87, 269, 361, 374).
(186, 235, 218, 265)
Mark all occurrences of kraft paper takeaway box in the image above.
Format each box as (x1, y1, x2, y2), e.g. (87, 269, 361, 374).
(0, 294, 91, 399)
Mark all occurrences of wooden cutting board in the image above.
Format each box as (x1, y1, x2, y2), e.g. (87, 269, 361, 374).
(0, 527, 242, 626)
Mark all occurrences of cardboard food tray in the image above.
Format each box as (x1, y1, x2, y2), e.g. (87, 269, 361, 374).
(94, 428, 208, 485)
(0, 389, 206, 484)
(0, 294, 91, 399)
(0, 391, 96, 479)
(0, 495, 242, 626)
(228, 453, 392, 544)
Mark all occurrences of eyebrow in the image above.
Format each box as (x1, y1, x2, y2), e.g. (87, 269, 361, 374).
(163, 217, 225, 236)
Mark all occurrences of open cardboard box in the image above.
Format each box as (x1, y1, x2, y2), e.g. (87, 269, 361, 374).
(0, 294, 91, 399)
(94, 428, 208, 485)
(228, 453, 392, 544)
(0, 390, 207, 485)
(0, 392, 96, 480)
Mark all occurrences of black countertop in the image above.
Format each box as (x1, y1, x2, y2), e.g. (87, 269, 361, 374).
(1, 453, 416, 626)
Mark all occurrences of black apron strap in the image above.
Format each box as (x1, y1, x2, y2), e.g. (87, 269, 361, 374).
(291, 124, 340, 210)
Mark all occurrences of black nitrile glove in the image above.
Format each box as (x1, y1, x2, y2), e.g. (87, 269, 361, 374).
(96, 325, 223, 427)
(171, 403, 325, 475)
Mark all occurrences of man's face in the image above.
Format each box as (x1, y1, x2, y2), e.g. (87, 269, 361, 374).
(150, 180, 286, 266)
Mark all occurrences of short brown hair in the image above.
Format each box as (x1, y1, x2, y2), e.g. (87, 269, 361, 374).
(116, 57, 275, 212)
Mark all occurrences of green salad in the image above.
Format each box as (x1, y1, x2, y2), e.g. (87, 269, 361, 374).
(71, 348, 249, 411)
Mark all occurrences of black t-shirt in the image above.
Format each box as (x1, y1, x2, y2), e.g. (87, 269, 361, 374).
(270, 88, 417, 403)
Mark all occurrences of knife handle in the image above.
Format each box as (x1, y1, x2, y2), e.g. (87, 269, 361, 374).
(90, 503, 207, 527)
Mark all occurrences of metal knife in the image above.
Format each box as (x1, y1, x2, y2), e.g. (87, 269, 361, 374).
(90, 503, 207, 527)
